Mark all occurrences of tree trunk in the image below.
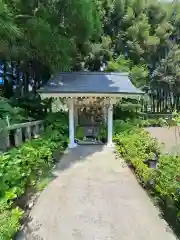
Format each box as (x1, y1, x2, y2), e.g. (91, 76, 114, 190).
(15, 60, 21, 97)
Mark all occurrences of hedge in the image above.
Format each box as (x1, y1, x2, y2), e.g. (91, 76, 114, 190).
(113, 120, 159, 186)
(0, 112, 68, 240)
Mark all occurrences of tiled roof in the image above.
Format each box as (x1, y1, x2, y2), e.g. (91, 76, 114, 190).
(38, 72, 144, 95)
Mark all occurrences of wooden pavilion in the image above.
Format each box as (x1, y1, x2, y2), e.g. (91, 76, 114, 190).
(39, 72, 144, 148)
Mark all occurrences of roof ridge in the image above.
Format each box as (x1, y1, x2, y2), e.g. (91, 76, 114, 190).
(55, 72, 129, 76)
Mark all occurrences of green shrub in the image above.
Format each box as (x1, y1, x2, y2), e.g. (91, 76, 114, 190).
(155, 155, 180, 201)
(45, 111, 68, 132)
(0, 112, 68, 240)
(113, 118, 168, 135)
(76, 126, 84, 140)
(113, 119, 135, 134)
(113, 98, 140, 120)
(114, 120, 160, 186)
(139, 118, 168, 127)
(99, 123, 107, 141)
(0, 97, 30, 131)
(0, 207, 23, 240)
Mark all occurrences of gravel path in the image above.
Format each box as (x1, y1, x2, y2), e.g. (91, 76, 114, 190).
(17, 145, 176, 240)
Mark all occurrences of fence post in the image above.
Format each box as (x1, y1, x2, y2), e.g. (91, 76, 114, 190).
(39, 123, 44, 134)
(25, 126, 31, 140)
(0, 130, 10, 151)
(14, 128, 22, 147)
(32, 124, 40, 138)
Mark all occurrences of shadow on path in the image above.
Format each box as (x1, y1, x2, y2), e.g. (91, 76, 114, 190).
(53, 144, 105, 174)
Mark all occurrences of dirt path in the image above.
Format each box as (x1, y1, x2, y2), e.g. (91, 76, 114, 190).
(17, 145, 176, 240)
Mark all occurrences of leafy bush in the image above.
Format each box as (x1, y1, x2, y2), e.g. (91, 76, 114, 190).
(0, 112, 68, 240)
(139, 118, 169, 127)
(99, 123, 107, 142)
(114, 121, 159, 185)
(155, 155, 180, 201)
(10, 93, 52, 120)
(114, 99, 140, 120)
(76, 126, 84, 140)
(114, 119, 135, 134)
(0, 207, 23, 240)
(0, 95, 53, 132)
(45, 111, 68, 133)
(114, 117, 168, 129)
(0, 97, 30, 130)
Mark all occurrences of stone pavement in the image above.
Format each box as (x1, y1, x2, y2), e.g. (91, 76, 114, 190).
(17, 145, 177, 240)
(146, 127, 180, 155)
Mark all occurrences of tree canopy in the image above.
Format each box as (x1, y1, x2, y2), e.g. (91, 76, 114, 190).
(0, 0, 101, 70)
(0, 0, 180, 97)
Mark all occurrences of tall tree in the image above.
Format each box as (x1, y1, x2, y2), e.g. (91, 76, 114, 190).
(1, 0, 101, 71)
(0, 0, 101, 97)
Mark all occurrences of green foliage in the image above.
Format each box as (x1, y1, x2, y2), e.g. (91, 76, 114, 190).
(113, 119, 135, 134)
(87, 0, 180, 94)
(10, 93, 52, 120)
(114, 121, 158, 185)
(105, 55, 148, 88)
(171, 112, 180, 126)
(36, 175, 52, 192)
(152, 44, 180, 93)
(1, 0, 180, 95)
(0, 0, 101, 72)
(105, 55, 130, 72)
(0, 97, 29, 130)
(99, 123, 107, 140)
(137, 118, 168, 127)
(76, 126, 84, 140)
(130, 64, 148, 88)
(45, 111, 68, 135)
(0, 0, 21, 58)
(0, 112, 68, 239)
(155, 155, 180, 201)
(1, 0, 180, 98)
(113, 98, 141, 120)
(0, 207, 23, 240)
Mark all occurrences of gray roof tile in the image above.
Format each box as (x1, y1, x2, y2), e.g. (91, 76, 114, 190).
(38, 72, 144, 95)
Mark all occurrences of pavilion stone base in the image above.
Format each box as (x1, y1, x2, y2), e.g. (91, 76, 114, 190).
(107, 142, 115, 148)
(68, 142, 78, 149)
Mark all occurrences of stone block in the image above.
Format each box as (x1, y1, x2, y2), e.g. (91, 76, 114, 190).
(39, 124, 44, 134)
(0, 131, 10, 151)
(32, 124, 40, 138)
(14, 128, 22, 147)
(25, 126, 31, 140)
